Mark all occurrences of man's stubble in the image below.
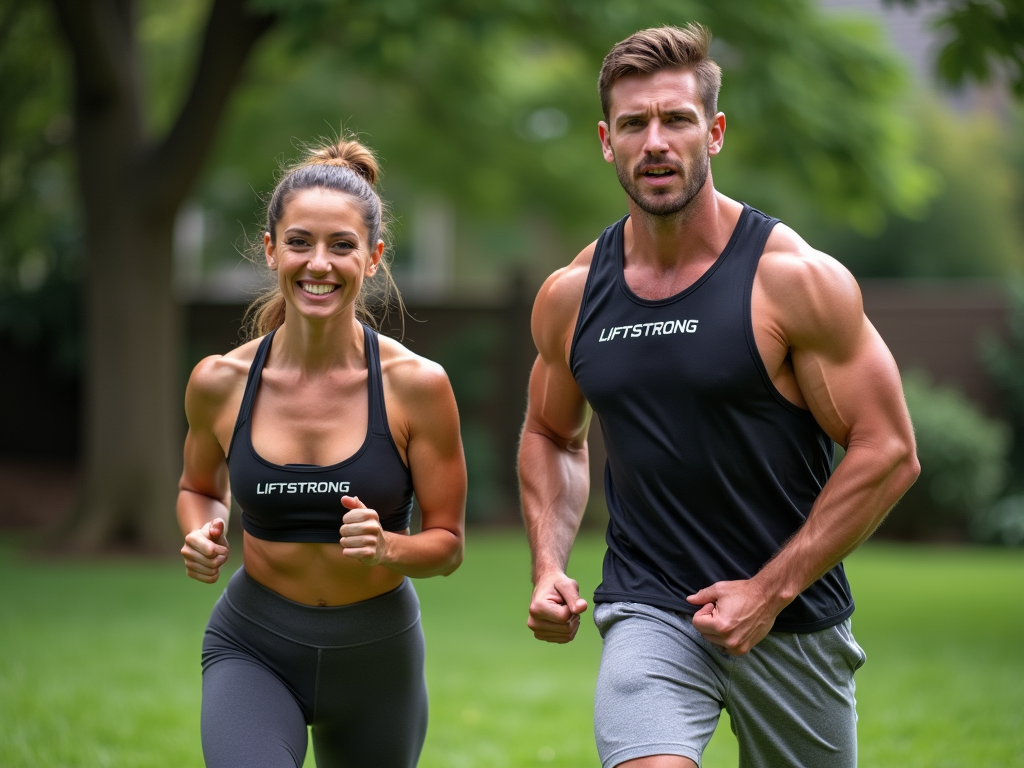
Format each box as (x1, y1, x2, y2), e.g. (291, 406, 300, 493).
(613, 142, 710, 218)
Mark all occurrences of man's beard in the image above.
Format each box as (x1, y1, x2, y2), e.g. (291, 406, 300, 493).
(615, 146, 710, 217)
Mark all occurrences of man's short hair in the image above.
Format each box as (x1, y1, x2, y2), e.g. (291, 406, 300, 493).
(598, 24, 722, 124)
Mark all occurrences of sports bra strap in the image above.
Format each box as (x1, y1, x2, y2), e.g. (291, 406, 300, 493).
(363, 325, 390, 438)
(233, 330, 276, 435)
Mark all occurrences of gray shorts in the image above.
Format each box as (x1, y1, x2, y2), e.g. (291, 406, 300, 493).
(594, 601, 866, 768)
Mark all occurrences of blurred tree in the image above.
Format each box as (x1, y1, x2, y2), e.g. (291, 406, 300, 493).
(0, 1, 80, 372)
(803, 99, 1024, 277)
(13, 0, 934, 549)
(886, 0, 1024, 97)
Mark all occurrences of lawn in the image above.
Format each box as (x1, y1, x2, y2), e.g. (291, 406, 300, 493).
(1, 533, 1022, 767)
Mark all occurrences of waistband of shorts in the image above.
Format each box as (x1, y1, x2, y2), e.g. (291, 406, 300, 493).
(220, 566, 420, 648)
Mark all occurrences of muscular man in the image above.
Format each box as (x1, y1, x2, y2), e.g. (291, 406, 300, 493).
(519, 24, 919, 768)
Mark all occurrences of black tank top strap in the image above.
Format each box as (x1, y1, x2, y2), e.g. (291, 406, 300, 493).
(363, 325, 390, 438)
(227, 330, 276, 458)
(569, 216, 627, 372)
(740, 207, 779, 286)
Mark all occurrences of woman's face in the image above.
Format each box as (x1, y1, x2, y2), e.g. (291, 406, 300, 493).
(264, 187, 383, 324)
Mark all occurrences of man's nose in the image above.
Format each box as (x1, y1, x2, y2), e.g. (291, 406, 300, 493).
(642, 120, 670, 154)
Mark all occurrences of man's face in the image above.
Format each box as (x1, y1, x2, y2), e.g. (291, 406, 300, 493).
(599, 68, 724, 217)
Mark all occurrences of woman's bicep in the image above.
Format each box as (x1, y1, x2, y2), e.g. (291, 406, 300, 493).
(404, 372, 466, 535)
(180, 426, 231, 504)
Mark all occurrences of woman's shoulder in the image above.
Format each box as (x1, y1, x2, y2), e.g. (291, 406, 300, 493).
(185, 337, 264, 420)
(375, 332, 453, 405)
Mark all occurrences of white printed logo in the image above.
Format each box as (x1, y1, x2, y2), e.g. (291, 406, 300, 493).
(256, 481, 350, 495)
(599, 319, 698, 342)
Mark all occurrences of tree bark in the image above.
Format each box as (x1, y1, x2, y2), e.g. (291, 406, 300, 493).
(47, 0, 274, 550)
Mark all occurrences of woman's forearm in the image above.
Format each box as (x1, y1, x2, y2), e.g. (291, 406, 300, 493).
(380, 526, 464, 578)
(177, 487, 231, 537)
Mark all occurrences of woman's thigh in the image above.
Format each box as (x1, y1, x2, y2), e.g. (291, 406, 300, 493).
(202, 657, 309, 768)
(311, 621, 428, 768)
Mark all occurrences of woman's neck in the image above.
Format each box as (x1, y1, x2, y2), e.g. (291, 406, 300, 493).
(271, 311, 366, 375)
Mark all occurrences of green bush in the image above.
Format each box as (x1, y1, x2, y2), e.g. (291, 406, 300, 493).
(981, 280, 1024, 490)
(971, 495, 1024, 546)
(883, 370, 1010, 539)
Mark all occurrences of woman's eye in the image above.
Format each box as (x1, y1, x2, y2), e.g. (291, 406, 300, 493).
(286, 238, 309, 247)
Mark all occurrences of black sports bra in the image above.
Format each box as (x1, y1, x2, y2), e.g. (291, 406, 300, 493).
(227, 325, 414, 543)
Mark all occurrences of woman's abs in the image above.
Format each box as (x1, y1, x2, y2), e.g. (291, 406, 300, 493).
(241, 532, 406, 606)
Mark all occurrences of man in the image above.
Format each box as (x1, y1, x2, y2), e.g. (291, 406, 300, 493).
(518, 23, 920, 768)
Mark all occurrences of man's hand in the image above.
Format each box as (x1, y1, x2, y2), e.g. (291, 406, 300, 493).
(528, 571, 589, 643)
(686, 579, 781, 655)
(181, 518, 230, 583)
(339, 496, 389, 566)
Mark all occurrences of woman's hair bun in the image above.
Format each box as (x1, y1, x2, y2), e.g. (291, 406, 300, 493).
(306, 139, 380, 187)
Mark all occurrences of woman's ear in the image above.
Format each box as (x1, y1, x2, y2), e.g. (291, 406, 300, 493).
(366, 240, 384, 276)
(264, 232, 277, 270)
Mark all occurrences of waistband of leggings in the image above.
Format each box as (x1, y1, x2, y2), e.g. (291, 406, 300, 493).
(221, 566, 420, 648)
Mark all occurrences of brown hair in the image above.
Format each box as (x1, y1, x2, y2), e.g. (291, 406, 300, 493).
(243, 137, 404, 339)
(598, 24, 722, 123)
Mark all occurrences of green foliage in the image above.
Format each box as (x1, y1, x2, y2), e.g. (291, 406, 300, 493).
(981, 279, 1024, 486)
(210, 0, 934, 242)
(427, 322, 507, 521)
(0, 0, 81, 368)
(807, 100, 1024, 278)
(971, 493, 1024, 545)
(888, 369, 1010, 538)
(6, 0, 944, 354)
(3, 536, 1024, 767)
(887, 0, 1024, 97)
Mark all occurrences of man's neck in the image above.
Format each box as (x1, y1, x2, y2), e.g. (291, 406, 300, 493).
(623, 183, 742, 271)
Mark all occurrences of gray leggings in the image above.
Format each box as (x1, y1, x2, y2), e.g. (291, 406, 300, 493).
(201, 568, 427, 768)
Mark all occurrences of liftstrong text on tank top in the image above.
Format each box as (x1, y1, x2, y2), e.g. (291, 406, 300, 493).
(598, 319, 699, 342)
(256, 481, 351, 495)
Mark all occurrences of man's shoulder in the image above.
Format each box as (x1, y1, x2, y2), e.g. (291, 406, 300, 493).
(531, 240, 599, 359)
(760, 223, 861, 312)
(758, 223, 864, 347)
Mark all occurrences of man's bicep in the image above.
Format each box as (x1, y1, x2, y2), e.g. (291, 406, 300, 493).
(524, 353, 591, 448)
(794, 320, 912, 451)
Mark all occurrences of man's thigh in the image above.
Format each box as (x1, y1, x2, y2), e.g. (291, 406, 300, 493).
(726, 619, 867, 768)
(594, 602, 725, 768)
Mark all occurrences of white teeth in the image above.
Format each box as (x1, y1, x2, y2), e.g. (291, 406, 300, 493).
(301, 283, 337, 295)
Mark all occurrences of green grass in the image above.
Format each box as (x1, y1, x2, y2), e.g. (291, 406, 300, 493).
(1, 534, 1022, 767)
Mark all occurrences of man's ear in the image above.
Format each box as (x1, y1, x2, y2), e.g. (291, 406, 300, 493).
(708, 112, 726, 157)
(599, 121, 615, 164)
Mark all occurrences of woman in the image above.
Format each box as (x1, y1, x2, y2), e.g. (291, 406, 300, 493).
(177, 137, 466, 768)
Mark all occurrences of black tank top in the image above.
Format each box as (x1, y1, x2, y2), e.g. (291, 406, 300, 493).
(227, 325, 414, 543)
(570, 205, 853, 633)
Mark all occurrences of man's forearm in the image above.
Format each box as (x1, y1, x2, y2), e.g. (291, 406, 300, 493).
(519, 427, 591, 583)
(753, 438, 920, 611)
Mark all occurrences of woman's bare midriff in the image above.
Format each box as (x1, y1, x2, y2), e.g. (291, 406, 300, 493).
(242, 531, 408, 606)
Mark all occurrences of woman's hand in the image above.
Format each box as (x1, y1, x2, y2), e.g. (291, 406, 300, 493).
(181, 517, 231, 583)
(339, 496, 389, 566)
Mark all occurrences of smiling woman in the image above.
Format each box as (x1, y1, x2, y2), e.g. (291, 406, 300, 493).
(175, 137, 467, 768)
(246, 140, 402, 336)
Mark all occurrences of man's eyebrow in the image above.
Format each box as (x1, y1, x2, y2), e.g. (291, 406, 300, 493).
(616, 111, 647, 123)
(616, 105, 699, 123)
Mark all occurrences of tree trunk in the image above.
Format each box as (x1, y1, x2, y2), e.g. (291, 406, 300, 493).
(68, 216, 182, 548)
(48, 0, 274, 550)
